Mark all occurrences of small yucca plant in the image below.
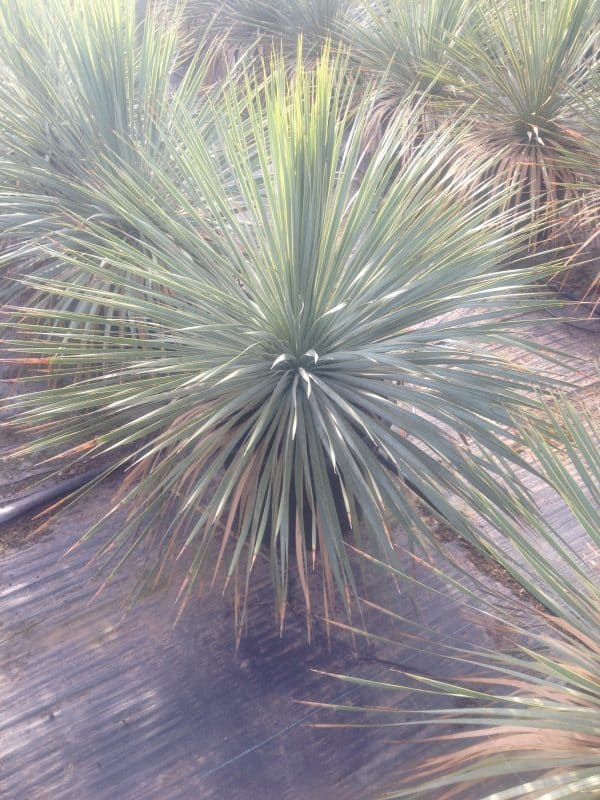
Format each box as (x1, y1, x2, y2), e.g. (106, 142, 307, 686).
(0, 0, 215, 317)
(178, 0, 353, 62)
(444, 0, 600, 247)
(346, 0, 473, 152)
(550, 66, 600, 310)
(318, 398, 600, 798)
(6, 50, 560, 633)
(350, 0, 473, 96)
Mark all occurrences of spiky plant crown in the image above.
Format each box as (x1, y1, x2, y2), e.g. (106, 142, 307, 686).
(5, 49, 560, 633)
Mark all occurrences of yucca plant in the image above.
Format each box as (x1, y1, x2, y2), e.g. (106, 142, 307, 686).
(550, 66, 600, 311)
(350, 0, 473, 96)
(5, 49, 562, 633)
(176, 0, 354, 64)
(317, 397, 600, 798)
(0, 0, 216, 318)
(346, 0, 474, 153)
(443, 0, 600, 247)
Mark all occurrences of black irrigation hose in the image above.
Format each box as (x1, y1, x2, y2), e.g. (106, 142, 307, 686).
(0, 412, 450, 531)
(0, 459, 448, 531)
(0, 468, 106, 526)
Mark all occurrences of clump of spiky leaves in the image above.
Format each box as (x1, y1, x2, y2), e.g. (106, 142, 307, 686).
(318, 397, 600, 798)
(550, 64, 600, 310)
(177, 0, 354, 64)
(444, 0, 600, 248)
(5, 49, 561, 634)
(350, 0, 473, 96)
(346, 0, 474, 153)
(0, 0, 216, 317)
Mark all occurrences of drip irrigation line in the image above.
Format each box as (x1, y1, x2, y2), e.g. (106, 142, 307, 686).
(0, 434, 450, 531)
(0, 467, 106, 526)
(198, 684, 359, 780)
(197, 614, 480, 782)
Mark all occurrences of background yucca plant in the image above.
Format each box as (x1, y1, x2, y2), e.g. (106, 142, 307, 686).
(176, 0, 354, 64)
(346, 0, 473, 152)
(549, 64, 600, 311)
(5, 48, 563, 633)
(318, 397, 600, 798)
(443, 0, 599, 248)
(0, 0, 215, 322)
(350, 0, 473, 97)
